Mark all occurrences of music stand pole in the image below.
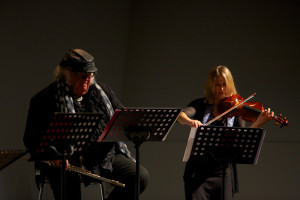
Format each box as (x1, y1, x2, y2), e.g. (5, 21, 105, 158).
(127, 130, 150, 200)
(135, 142, 141, 200)
(62, 156, 66, 200)
(60, 151, 67, 200)
(49, 145, 75, 200)
(221, 161, 227, 200)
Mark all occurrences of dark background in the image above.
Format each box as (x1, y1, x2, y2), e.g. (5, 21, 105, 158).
(0, 0, 299, 199)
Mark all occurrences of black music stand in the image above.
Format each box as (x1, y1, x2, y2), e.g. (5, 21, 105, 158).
(183, 126, 266, 200)
(98, 108, 182, 200)
(0, 149, 27, 171)
(31, 112, 105, 200)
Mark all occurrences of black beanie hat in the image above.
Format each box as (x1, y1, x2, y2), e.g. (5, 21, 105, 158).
(59, 49, 98, 73)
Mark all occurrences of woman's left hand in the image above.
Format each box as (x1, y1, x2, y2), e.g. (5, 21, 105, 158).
(250, 108, 274, 128)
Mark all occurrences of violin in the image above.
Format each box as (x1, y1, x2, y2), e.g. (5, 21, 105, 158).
(217, 94, 288, 128)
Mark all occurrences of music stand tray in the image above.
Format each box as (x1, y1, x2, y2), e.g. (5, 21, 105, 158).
(97, 108, 182, 143)
(31, 112, 105, 161)
(183, 126, 266, 164)
(0, 150, 27, 171)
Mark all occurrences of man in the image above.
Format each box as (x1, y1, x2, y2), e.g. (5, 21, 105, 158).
(23, 48, 149, 200)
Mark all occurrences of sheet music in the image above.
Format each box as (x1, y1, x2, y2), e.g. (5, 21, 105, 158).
(183, 127, 197, 162)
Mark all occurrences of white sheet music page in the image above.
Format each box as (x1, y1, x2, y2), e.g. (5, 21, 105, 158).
(183, 127, 197, 162)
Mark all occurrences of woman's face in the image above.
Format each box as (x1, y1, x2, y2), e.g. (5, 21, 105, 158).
(68, 71, 94, 96)
(214, 75, 227, 101)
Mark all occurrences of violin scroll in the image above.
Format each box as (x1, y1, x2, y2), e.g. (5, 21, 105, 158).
(274, 114, 289, 128)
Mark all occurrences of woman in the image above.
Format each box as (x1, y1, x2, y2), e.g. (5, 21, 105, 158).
(177, 65, 273, 200)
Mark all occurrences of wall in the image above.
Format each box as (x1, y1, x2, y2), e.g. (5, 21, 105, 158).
(123, 1, 300, 200)
(0, 1, 131, 199)
(0, 1, 299, 200)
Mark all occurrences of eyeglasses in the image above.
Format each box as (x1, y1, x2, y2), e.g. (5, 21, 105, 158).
(72, 71, 95, 79)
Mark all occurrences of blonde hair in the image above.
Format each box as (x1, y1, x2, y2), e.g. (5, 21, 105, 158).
(204, 65, 237, 104)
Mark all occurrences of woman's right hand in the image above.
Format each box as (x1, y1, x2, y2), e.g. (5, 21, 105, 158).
(177, 112, 203, 128)
(189, 119, 203, 128)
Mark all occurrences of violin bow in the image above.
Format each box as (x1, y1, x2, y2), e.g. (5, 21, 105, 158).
(204, 93, 256, 126)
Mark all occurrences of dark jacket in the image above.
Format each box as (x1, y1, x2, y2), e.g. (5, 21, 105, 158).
(23, 81, 124, 173)
(183, 97, 244, 198)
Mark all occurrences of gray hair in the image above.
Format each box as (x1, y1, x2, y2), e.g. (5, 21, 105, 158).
(54, 65, 95, 85)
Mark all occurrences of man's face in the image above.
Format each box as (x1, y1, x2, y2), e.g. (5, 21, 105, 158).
(69, 71, 95, 96)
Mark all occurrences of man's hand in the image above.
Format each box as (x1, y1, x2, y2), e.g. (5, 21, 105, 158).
(50, 160, 70, 170)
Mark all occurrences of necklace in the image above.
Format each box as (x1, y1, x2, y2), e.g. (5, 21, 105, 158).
(75, 96, 83, 102)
